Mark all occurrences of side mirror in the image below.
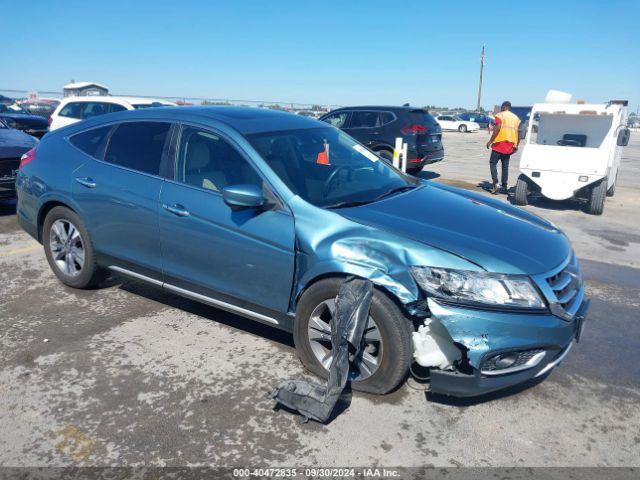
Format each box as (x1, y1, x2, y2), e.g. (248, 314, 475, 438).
(222, 184, 264, 209)
(617, 127, 630, 147)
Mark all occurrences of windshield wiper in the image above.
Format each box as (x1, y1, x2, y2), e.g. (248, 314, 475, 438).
(372, 184, 418, 202)
(324, 185, 418, 209)
(324, 199, 374, 209)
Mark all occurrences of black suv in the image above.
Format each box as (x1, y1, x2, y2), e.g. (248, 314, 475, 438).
(319, 106, 443, 174)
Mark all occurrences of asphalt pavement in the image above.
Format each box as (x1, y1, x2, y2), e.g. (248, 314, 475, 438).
(0, 133, 638, 467)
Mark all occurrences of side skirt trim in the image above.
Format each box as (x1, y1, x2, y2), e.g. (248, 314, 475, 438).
(108, 265, 280, 325)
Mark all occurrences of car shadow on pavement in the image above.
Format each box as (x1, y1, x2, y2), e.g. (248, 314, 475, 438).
(416, 170, 441, 180)
(113, 276, 296, 349)
(425, 373, 549, 406)
(0, 198, 17, 216)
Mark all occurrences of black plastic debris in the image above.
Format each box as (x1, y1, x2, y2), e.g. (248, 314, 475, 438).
(269, 277, 373, 423)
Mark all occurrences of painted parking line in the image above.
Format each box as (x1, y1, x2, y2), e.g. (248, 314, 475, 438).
(0, 245, 41, 257)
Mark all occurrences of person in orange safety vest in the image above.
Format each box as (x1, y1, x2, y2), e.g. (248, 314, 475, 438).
(486, 101, 521, 194)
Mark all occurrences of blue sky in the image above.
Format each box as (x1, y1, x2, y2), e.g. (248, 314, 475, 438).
(2, 0, 638, 110)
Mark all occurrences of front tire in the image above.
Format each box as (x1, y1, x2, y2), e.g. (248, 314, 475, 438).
(587, 179, 607, 215)
(515, 175, 530, 206)
(294, 278, 413, 395)
(458, 124, 467, 133)
(43, 206, 105, 288)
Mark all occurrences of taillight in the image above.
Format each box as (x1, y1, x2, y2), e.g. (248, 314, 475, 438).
(19, 147, 37, 168)
(401, 124, 428, 135)
(48, 116, 53, 126)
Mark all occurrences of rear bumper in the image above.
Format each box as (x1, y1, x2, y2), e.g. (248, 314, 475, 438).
(426, 298, 589, 397)
(409, 147, 445, 168)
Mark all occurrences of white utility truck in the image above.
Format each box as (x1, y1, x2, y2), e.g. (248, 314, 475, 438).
(515, 92, 630, 215)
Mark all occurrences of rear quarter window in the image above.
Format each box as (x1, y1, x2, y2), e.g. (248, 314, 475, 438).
(69, 125, 113, 158)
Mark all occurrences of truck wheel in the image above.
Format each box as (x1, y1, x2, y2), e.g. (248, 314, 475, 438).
(458, 124, 467, 133)
(588, 179, 607, 215)
(514, 175, 529, 206)
(42, 206, 106, 288)
(606, 173, 617, 197)
(294, 278, 413, 395)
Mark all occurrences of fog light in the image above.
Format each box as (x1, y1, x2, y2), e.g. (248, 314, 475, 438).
(487, 353, 518, 370)
(578, 176, 589, 182)
(481, 349, 546, 376)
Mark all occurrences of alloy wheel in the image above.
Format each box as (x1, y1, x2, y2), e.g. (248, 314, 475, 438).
(49, 219, 85, 277)
(307, 298, 383, 380)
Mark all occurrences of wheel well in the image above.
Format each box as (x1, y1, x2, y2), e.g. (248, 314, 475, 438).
(372, 144, 393, 154)
(294, 273, 411, 320)
(37, 201, 73, 241)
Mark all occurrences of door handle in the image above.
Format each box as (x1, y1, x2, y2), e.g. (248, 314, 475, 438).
(75, 177, 96, 188)
(162, 203, 190, 217)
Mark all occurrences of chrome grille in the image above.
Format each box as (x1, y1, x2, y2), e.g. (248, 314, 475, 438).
(535, 254, 584, 320)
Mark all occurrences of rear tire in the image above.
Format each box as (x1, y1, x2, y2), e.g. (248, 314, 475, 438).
(43, 206, 105, 289)
(458, 124, 467, 133)
(514, 175, 529, 206)
(294, 278, 413, 395)
(587, 179, 607, 215)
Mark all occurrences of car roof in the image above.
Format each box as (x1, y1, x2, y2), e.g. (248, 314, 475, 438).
(59, 106, 323, 135)
(59, 96, 175, 106)
(327, 106, 430, 113)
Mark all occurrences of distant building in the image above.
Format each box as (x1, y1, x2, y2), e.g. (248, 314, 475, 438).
(63, 82, 109, 97)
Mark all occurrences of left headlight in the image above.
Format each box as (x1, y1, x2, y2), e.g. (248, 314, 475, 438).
(410, 266, 545, 309)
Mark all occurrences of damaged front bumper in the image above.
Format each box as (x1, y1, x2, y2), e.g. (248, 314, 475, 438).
(424, 297, 589, 397)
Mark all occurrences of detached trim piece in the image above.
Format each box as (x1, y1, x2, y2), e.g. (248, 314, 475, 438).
(535, 342, 573, 378)
(108, 266, 279, 325)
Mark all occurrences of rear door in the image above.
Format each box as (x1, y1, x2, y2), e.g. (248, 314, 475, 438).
(343, 110, 383, 147)
(158, 124, 296, 316)
(71, 121, 172, 281)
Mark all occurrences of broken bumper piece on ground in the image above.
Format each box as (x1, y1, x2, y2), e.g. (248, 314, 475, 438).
(270, 277, 373, 423)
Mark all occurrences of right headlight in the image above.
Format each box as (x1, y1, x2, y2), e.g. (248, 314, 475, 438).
(410, 266, 546, 309)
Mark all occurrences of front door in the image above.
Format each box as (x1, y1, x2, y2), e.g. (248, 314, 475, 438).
(159, 125, 296, 317)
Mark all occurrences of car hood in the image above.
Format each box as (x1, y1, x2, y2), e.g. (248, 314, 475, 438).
(0, 128, 38, 158)
(0, 113, 49, 128)
(337, 182, 571, 275)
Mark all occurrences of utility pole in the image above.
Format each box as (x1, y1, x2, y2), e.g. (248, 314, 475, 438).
(476, 45, 485, 112)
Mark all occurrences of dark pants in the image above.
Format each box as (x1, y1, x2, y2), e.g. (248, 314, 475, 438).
(489, 150, 510, 187)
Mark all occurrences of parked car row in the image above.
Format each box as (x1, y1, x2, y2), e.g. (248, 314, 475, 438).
(0, 103, 49, 138)
(0, 118, 38, 198)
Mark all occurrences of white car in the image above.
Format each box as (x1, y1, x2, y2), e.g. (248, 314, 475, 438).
(49, 96, 176, 130)
(435, 115, 480, 133)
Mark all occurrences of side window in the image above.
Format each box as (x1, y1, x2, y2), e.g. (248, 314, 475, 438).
(176, 126, 262, 192)
(58, 102, 83, 119)
(108, 103, 127, 113)
(81, 102, 112, 119)
(104, 122, 171, 175)
(350, 111, 380, 128)
(379, 112, 394, 125)
(69, 125, 113, 159)
(322, 111, 349, 128)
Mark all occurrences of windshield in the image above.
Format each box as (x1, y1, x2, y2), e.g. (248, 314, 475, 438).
(0, 104, 29, 114)
(248, 127, 414, 208)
